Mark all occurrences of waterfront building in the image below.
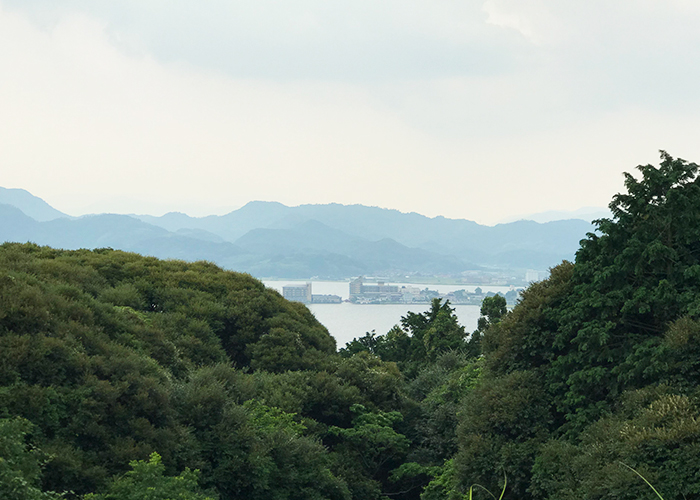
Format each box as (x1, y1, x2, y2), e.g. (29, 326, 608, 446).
(349, 277, 363, 295)
(400, 285, 421, 303)
(349, 278, 401, 303)
(283, 282, 312, 303)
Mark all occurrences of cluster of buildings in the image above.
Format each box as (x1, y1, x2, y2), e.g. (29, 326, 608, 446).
(281, 278, 522, 306)
(281, 283, 342, 304)
(348, 277, 517, 305)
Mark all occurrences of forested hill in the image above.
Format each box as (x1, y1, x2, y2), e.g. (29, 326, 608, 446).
(0, 244, 373, 498)
(341, 152, 700, 499)
(0, 242, 486, 500)
(0, 189, 592, 277)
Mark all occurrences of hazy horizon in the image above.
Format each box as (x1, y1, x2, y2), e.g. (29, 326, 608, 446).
(1, 184, 609, 226)
(2, 1, 699, 224)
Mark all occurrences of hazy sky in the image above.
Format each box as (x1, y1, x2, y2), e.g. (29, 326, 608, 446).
(1, 1, 700, 224)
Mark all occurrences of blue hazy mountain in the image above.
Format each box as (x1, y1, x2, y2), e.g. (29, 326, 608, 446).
(1, 190, 595, 278)
(499, 206, 611, 224)
(0, 187, 71, 221)
(0, 203, 245, 266)
(135, 201, 592, 268)
(234, 219, 473, 276)
(136, 201, 291, 242)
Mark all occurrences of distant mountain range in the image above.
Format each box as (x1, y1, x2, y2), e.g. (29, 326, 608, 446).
(0, 187, 596, 279)
(499, 206, 611, 224)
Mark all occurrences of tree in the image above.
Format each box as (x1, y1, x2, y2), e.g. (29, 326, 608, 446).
(466, 294, 508, 358)
(549, 151, 700, 430)
(0, 418, 62, 500)
(340, 299, 468, 375)
(84, 452, 216, 500)
(400, 299, 466, 365)
(479, 295, 507, 328)
(421, 300, 467, 361)
(0, 244, 344, 495)
(446, 152, 700, 499)
(329, 405, 410, 500)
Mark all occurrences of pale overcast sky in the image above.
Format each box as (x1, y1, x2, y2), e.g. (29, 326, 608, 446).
(1, 1, 699, 224)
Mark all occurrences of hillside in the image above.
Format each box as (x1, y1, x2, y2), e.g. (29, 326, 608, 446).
(0, 244, 344, 498)
(0, 242, 467, 500)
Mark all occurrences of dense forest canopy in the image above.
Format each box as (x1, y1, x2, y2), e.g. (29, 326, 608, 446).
(2, 152, 700, 499)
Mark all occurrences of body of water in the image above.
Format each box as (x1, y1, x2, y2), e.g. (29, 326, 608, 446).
(263, 280, 512, 347)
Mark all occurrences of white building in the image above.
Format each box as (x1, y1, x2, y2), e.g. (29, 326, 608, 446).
(283, 283, 312, 303)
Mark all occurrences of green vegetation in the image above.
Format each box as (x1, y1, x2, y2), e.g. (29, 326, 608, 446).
(2, 152, 700, 499)
(84, 452, 215, 500)
(0, 242, 423, 499)
(450, 152, 700, 499)
(341, 152, 700, 499)
(0, 417, 62, 500)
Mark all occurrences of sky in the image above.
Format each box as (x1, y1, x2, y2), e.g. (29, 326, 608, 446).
(1, 1, 700, 224)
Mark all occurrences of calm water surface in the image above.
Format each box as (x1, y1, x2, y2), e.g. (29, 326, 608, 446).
(263, 280, 512, 348)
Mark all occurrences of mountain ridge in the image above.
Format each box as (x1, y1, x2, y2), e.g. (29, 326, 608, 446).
(0, 187, 71, 221)
(0, 189, 594, 279)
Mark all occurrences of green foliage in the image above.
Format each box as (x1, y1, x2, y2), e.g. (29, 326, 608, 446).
(481, 262, 573, 377)
(243, 399, 306, 436)
(171, 366, 350, 500)
(421, 459, 463, 500)
(467, 294, 509, 359)
(8, 152, 700, 500)
(619, 463, 665, 500)
(329, 404, 410, 500)
(406, 354, 483, 466)
(531, 386, 700, 500)
(341, 299, 471, 376)
(335, 352, 404, 412)
(0, 418, 62, 500)
(422, 304, 467, 361)
(479, 295, 507, 328)
(455, 369, 552, 499)
(0, 245, 357, 499)
(439, 153, 700, 498)
(84, 452, 215, 500)
(338, 303, 488, 498)
(549, 152, 700, 429)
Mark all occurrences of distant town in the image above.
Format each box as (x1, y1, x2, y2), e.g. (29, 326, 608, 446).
(282, 277, 524, 306)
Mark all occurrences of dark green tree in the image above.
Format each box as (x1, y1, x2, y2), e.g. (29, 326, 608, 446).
(0, 244, 353, 498)
(329, 405, 410, 500)
(550, 151, 700, 430)
(467, 294, 508, 357)
(342, 299, 468, 376)
(479, 295, 507, 328)
(446, 152, 700, 498)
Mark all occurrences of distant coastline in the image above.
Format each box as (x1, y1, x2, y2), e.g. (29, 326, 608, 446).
(264, 279, 524, 306)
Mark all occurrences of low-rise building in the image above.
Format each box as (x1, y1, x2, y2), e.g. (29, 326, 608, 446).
(349, 277, 402, 303)
(283, 282, 312, 303)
